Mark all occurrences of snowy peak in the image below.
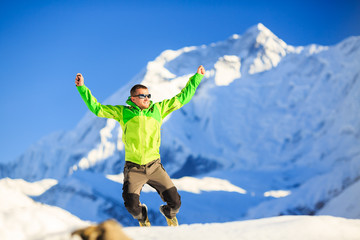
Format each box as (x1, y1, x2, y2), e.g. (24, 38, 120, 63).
(238, 23, 296, 74)
(144, 23, 296, 87)
(241, 23, 276, 42)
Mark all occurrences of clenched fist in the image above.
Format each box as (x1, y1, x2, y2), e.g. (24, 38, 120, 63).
(197, 65, 205, 75)
(75, 73, 84, 86)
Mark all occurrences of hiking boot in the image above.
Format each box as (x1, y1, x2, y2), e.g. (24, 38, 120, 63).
(160, 205, 179, 226)
(138, 204, 151, 227)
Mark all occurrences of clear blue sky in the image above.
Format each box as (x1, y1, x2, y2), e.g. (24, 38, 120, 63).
(0, 0, 359, 163)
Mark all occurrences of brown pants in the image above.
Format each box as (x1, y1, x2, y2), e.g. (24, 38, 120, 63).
(122, 159, 181, 220)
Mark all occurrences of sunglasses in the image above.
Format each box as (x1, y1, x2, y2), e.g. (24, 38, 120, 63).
(133, 94, 151, 99)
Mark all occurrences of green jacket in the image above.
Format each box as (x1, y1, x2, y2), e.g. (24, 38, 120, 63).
(77, 73, 203, 165)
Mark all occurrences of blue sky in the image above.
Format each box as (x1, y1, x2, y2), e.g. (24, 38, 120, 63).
(0, 0, 359, 163)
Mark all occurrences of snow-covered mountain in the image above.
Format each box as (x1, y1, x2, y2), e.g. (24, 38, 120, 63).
(1, 23, 360, 225)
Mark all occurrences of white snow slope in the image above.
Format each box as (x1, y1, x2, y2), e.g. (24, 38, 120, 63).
(1, 23, 360, 229)
(0, 179, 360, 240)
(317, 179, 360, 218)
(38, 217, 360, 240)
(123, 216, 360, 240)
(0, 180, 89, 240)
(1, 179, 360, 240)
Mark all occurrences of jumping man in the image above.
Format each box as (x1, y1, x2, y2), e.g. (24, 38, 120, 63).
(75, 65, 205, 226)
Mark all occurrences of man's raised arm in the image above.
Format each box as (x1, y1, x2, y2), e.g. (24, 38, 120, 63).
(158, 65, 205, 119)
(75, 73, 121, 119)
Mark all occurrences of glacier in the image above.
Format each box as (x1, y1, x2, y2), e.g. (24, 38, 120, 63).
(1, 23, 360, 226)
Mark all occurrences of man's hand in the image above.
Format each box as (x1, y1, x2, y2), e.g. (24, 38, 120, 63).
(197, 65, 205, 75)
(75, 73, 84, 86)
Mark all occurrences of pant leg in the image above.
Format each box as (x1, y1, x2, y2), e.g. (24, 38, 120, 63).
(146, 160, 181, 218)
(122, 162, 148, 220)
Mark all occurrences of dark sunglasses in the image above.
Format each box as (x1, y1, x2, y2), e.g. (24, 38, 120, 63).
(134, 94, 151, 99)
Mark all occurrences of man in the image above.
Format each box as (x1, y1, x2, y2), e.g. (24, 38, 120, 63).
(75, 65, 205, 227)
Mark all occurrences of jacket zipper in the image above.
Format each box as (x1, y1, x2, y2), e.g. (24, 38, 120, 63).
(139, 110, 144, 164)
(124, 125, 127, 144)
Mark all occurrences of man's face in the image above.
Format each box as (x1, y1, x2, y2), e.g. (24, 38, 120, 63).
(131, 88, 151, 110)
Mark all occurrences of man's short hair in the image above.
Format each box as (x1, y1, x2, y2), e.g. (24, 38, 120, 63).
(130, 84, 148, 96)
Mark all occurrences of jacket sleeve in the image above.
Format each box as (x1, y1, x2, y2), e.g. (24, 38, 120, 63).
(158, 73, 204, 119)
(77, 85, 122, 119)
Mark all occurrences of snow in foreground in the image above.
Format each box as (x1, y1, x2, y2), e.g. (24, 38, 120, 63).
(1, 179, 360, 240)
(0, 182, 88, 240)
(123, 216, 360, 240)
(41, 216, 360, 240)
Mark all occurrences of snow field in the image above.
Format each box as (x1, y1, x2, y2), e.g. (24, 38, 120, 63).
(123, 216, 360, 240)
(0, 183, 89, 240)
